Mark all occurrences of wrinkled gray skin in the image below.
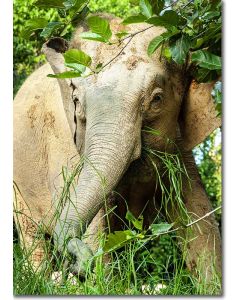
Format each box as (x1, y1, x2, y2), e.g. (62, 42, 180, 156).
(14, 16, 221, 282)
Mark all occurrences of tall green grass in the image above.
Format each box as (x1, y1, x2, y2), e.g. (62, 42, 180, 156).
(13, 147, 221, 295)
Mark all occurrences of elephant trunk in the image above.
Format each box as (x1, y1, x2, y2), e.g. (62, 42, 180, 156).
(54, 91, 141, 261)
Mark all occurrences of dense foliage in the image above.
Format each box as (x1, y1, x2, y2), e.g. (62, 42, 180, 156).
(14, 0, 222, 109)
(13, 0, 139, 94)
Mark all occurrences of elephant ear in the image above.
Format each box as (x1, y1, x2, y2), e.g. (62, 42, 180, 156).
(179, 80, 221, 151)
(42, 38, 76, 137)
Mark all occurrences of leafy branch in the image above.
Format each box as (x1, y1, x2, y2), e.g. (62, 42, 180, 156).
(96, 206, 221, 256)
(21, 0, 222, 115)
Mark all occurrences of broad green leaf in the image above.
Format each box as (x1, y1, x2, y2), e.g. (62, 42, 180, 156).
(140, 0, 153, 18)
(150, 223, 174, 235)
(169, 35, 191, 64)
(21, 18, 48, 39)
(63, 0, 75, 9)
(149, 0, 164, 15)
(103, 230, 135, 252)
(40, 22, 64, 39)
(47, 71, 82, 78)
(193, 67, 219, 83)
(87, 16, 112, 41)
(64, 0, 88, 15)
(64, 49, 92, 67)
(25, 18, 49, 29)
(126, 211, 143, 231)
(147, 30, 179, 55)
(163, 46, 171, 60)
(192, 38, 204, 50)
(160, 10, 181, 26)
(202, 11, 220, 20)
(147, 35, 165, 56)
(122, 15, 147, 25)
(35, 0, 65, 8)
(194, 68, 211, 82)
(80, 32, 107, 43)
(149, 11, 186, 27)
(191, 50, 221, 70)
(71, 6, 90, 25)
(65, 63, 86, 73)
(63, 0, 86, 10)
(147, 10, 182, 27)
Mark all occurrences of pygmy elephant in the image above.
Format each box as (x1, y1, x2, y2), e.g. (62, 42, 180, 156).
(13, 15, 221, 283)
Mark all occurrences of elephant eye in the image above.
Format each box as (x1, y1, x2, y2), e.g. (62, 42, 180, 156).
(150, 91, 164, 110)
(152, 94, 162, 102)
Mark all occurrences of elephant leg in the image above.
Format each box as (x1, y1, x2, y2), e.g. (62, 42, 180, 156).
(13, 189, 48, 271)
(168, 151, 221, 285)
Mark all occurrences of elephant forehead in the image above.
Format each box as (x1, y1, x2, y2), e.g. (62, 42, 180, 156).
(71, 19, 165, 69)
(83, 61, 166, 96)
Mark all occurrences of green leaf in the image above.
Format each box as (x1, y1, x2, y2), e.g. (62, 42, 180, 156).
(163, 46, 171, 60)
(147, 35, 165, 56)
(64, 49, 92, 67)
(47, 71, 82, 78)
(35, 0, 65, 8)
(147, 10, 182, 27)
(150, 223, 174, 235)
(193, 68, 218, 83)
(192, 38, 204, 50)
(64, 0, 88, 14)
(147, 29, 179, 56)
(103, 230, 136, 252)
(65, 63, 86, 73)
(80, 32, 107, 43)
(202, 11, 220, 20)
(71, 6, 90, 25)
(122, 14, 147, 25)
(149, 0, 164, 15)
(126, 211, 143, 231)
(40, 22, 64, 39)
(169, 35, 191, 64)
(191, 50, 221, 70)
(140, 0, 153, 18)
(87, 16, 112, 42)
(20, 18, 48, 39)
(63, 0, 88, 10)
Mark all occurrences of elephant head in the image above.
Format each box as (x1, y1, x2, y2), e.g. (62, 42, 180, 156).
(42, 18, 220, 276)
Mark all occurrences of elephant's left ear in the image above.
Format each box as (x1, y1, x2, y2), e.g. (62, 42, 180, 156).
(179, 80, 221, 151)
(42, 37, 69, 74)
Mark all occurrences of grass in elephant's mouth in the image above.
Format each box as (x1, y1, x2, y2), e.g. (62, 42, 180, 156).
(13, 151, 221, 295)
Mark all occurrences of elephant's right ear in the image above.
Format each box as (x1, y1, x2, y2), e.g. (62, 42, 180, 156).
(179, 80, 221, 151)
(42, 38, 76, 136)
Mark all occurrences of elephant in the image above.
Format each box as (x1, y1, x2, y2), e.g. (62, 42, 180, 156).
(13, 15, 221, 284)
